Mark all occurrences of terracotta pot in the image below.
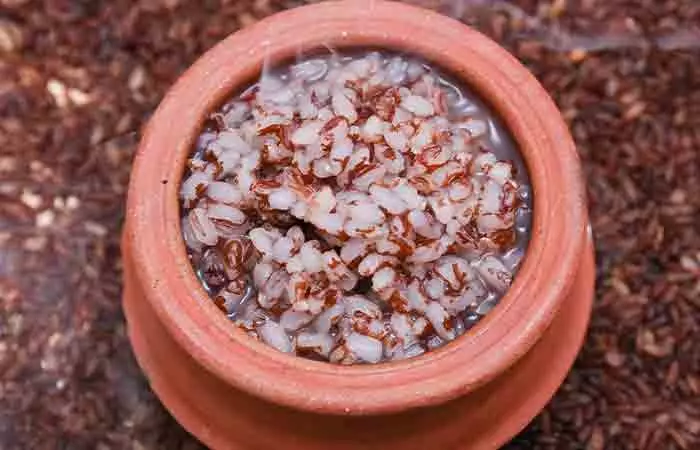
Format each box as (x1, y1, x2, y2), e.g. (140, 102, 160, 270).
(122, 1, 594, 448)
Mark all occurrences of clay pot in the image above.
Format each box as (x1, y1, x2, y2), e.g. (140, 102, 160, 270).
(122, 1, 594, 448)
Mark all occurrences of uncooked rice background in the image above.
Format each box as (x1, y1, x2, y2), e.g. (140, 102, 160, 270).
(0, 1, 698, 448)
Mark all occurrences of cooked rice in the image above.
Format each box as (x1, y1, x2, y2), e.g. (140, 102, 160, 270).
(180, 51, 532, 364)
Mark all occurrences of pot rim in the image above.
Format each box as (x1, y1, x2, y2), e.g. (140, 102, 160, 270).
(126, 0, 587, 415)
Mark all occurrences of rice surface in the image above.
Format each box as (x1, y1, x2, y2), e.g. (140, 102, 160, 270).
(180, 51, 532, 364)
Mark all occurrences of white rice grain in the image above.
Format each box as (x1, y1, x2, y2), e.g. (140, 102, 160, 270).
(259, 321, 293, 353)
(401, 95, 434, 117)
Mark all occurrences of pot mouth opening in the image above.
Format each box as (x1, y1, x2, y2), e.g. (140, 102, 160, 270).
(128, 0, 586, 414)
(183, 44, 534, 363)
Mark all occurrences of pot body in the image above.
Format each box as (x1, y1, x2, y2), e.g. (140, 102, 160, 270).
(122, 1, 594, 448)
(122, 235, 594, 450)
